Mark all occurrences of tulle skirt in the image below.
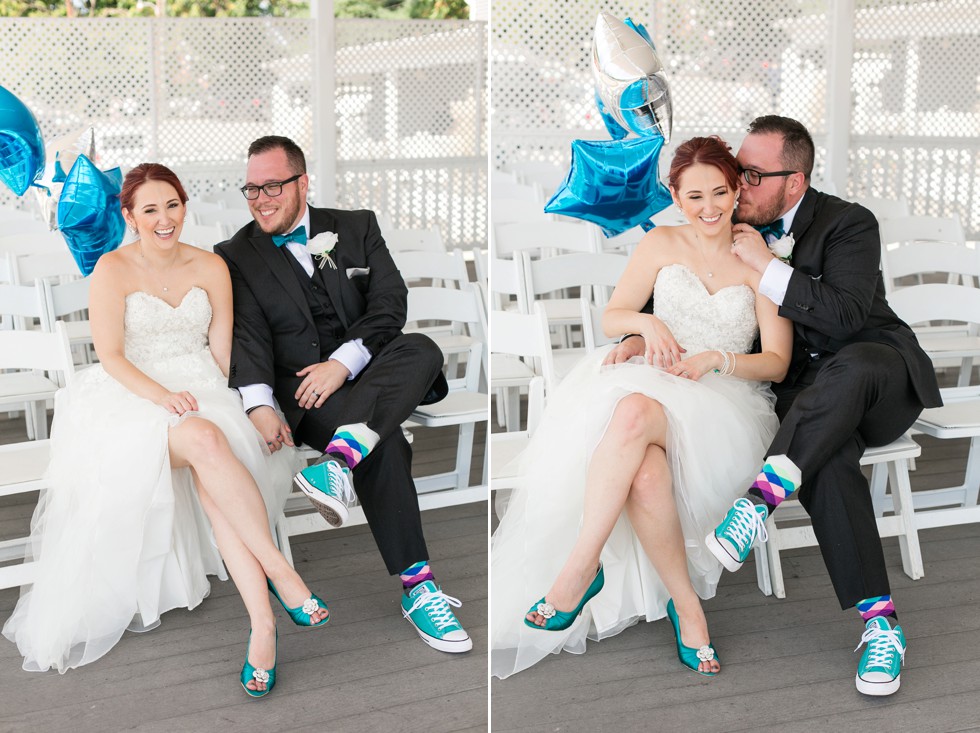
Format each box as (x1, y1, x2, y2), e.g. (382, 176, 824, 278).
(490, 348, 778, 679)
(2, 348, 298, 673)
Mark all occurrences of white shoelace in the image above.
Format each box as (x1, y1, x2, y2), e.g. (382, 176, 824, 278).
(326, 461, 356, 505)
(405, 588, 463, 631)
(855, 625, 906, 667)
(725, 497, 769, 551)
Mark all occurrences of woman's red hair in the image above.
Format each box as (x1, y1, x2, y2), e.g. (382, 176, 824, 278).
(668, 136, 739, 192)
(119, 163, 188, 212)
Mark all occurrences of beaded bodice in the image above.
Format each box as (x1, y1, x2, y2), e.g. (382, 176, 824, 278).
(653, 264, 759, 355)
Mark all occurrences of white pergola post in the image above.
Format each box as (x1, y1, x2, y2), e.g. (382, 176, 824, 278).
(312, 3, 336, 207)
(824, 0, 855, 195)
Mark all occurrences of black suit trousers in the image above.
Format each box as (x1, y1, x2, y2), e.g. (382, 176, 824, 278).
(293, 332, 445, 574)
(769, 342, 924, 609)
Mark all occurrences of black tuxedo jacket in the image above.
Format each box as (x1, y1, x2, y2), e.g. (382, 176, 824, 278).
(216, 206, 413, 428)
(778, 188, 942, 408)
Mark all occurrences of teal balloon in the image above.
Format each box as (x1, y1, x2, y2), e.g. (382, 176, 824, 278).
(57, 155, 124, 276)
(544, 136, 672, 238)
(0, 85, 45, 196)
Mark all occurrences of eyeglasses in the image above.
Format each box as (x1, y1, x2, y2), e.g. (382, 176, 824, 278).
(240, 173, 302, 200)
(738, 167, 799, 187)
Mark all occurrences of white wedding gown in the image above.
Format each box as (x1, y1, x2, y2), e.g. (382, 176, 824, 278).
(2, 286, 296, 673)
(491, 264, 780, 679)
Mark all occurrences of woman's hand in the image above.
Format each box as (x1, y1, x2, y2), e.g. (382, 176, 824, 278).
(665, 351, 724, 381)
(638, 315, 685, 368)
(158, 390, 199, 416)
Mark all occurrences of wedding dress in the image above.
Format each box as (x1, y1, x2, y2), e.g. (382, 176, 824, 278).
(2, 286, 296, 673)
(491, 264, 780, 678)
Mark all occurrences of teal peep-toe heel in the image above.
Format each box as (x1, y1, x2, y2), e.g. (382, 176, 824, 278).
(666, 598, 719, 676)
(267, 578, 330, 628)
(524, 564, 605, 631)
(240, 628, 277, 698)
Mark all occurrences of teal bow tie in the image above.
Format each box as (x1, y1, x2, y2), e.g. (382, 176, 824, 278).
(755, 219, 785, 240)
(272, 225, 307, 248)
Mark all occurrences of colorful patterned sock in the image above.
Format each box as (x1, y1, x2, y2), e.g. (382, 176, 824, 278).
(400, 561, 435, 591)
(747, 454, 802, 512)
(857, 595, 897, 621)
(324, 423, 380, 471)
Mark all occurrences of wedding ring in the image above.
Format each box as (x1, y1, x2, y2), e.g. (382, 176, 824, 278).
(312, 391, 319, 398)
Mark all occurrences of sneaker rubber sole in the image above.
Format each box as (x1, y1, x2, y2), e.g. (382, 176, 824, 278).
(855, 672, 901, 696)
(402, 609, 473, 654)
(705, 531, 745, 573)
(293, 472, 349, 528)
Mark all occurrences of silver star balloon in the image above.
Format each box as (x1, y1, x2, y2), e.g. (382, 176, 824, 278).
(592, 11, 672, 142)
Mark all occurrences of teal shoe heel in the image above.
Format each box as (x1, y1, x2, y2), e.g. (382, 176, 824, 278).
(240, 629, 277, 698)
(524, 564, 605, 631)
(267, 578, 329, 628)
(666, 598, 719, 676)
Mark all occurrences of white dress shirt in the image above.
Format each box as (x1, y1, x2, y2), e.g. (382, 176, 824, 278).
(758, 195, 804, 306)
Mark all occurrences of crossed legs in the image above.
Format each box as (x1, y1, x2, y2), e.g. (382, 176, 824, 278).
(169, 416, 327, 693)
(525, 393, 719, 673)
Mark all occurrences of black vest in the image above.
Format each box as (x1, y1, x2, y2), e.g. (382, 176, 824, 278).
(282, 248, 344, 360)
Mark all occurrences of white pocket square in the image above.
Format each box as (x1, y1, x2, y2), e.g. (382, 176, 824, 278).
(346, 267, 370, 279)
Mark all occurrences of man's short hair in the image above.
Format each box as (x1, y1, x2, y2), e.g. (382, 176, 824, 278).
(247, 135, 307, 175)
(747, 115, 814, 180)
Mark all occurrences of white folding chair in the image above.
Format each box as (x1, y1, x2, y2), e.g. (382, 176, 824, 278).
(581, 299, 616, 353)
(13, 250, 82, 285)
(0, 281, 56, 439)
(405, 287, 489, 496)
(880, 215, 975, 295)
(40, 276, 94, 372)
(180, 222, 226, 251)
(510, 161, 566, 193)
(490, 302, 555, 437)
(384, 226, 446, 254)
(759, 434, 923, 598)
(855, 196, 910, 224)
(0, 325, 78, 589)
(492, 219, 600, 259)
(887, 283, 980, 390)
(0, 231, 69, 258)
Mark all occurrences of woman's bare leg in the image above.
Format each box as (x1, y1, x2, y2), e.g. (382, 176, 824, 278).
(168, 418, 328, 688)
(526, 394, 668, 625)
(625, 444, 719, 673)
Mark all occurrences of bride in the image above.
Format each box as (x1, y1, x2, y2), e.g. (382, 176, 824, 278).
(491, 136, 793, 679)
(3, 163, 325, 697)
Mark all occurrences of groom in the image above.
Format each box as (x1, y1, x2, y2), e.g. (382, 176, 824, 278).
(215, 135, 471, 654)
(611, 116, 940, 695)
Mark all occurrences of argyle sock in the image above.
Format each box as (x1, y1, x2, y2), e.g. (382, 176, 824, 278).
(400, 561, 435, 591)
(857, 595, 897, 622)
(747, 454, 802, 514)
(324, 423, 380, 471)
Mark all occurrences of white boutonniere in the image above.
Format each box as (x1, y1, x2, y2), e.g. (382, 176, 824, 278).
(305, 231, 339, 270)
(768, 233, 795, 263)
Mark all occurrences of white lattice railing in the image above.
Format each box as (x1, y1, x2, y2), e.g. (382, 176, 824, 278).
(492, 0, 980, 238)
(0, 17, 487, 250)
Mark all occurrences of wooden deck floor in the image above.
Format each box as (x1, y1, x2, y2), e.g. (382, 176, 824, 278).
(490, 430, 980, 733)
(0, 413, 488, 733)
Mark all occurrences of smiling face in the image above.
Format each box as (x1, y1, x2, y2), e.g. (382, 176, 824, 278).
(671, 162, 738, 236)
(123, 180, 185, 249)
(734, 131, 803, 226)
(245, 146, 308, 236)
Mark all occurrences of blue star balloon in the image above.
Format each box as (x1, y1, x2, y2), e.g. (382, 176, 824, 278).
(57, 154, 124, 276)
(544, 135, 673, 238)
(0, 85, 45, 197)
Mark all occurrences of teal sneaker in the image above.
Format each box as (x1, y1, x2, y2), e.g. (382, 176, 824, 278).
(855, 616, 906, 696)
(401, 580, 472, 654)
(705, 497, 769, 572)
(292, 458, 354, 528)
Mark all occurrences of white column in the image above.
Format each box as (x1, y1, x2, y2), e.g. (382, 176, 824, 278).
(824, 0, 855, 195)
(312, 3, 336, 206)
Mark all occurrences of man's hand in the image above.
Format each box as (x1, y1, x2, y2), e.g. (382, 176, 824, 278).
(295, 359, 350, 409)
(249, 405, 294, 453)
(602, 335, 645, 366)
(731, 223, 777, 274)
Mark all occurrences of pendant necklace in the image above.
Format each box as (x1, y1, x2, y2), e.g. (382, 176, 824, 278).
(694, 231, 718, 278)
(138, 241, 179, 293)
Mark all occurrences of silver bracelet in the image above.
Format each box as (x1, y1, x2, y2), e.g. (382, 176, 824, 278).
(714, 349, 729, 374)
